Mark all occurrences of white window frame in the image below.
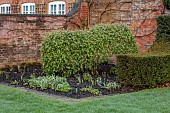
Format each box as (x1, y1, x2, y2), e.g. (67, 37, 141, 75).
(22, 3, 35, 14)
(48, 1, 66, 15)
(0, 4, 11, 14)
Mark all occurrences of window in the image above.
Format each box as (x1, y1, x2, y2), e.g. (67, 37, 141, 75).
(22, 3, 35, 14)
(0, 4, 11, 14)
(68, 2, 75, 12)
(48, 1, 65, 15)
(36, 4, 45, 14)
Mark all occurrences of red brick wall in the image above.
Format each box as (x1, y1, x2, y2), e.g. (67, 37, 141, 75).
(0, 15, 66, 67)
(0, 1, 87, 67)
(0, 0, 12, 4)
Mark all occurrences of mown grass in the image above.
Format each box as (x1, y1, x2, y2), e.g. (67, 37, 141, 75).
(0, 84, 170, 113)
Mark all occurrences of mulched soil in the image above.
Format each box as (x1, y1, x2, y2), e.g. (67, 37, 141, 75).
(0, 63, 169, 99)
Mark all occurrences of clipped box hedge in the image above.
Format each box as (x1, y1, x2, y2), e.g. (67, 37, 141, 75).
(41, 24, 138, 77)
(116, 54, 170, 87)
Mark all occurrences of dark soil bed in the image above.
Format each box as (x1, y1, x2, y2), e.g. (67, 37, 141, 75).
(0, 63, 169, 99)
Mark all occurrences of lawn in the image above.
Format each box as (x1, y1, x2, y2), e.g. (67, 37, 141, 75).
(0, 84, 170, 113)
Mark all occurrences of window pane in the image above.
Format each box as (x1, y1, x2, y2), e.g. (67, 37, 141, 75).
(62, 4, 64, 10)
(32, 6, 35, 12)
(54, 5, 56, 11)
(58, 11, 61, 15)
(2, 7, 5, 14)
(26, 6, 28, 11)
(0, 7, 2, 13)
(51, 5, 53, 13)
(9, 7, 11, 13)
(23, 6, 25, 11)
(59, 4, 61, 10)
(30, 6, 32, 11)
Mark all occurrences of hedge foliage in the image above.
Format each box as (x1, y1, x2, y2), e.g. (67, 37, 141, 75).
(163, 0, 170, 9)
(41, 24, 138, 77)
(156, 15, 170, 42)
(116, 54, 170, 87)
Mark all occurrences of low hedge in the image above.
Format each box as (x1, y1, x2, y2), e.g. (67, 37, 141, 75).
(156, 15, 170, 42)
(116, 54, 170, 87)
(41, 24, 138, 77)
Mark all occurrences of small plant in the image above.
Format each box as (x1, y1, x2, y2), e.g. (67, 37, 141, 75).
(53, 82, 72, 92)
(10, 67, 14, 72)
(30, 74, 36, 79)
(0, 70, 5, 75)
(75, 74, 84, 84)
(11, 80, 19, 85)
(81, 86, 100, 95)
(5, 75, 9, 80)
(27, 75, 72, 92)
(82, 73, 93, 83)
(17, 65, 21, 72)
(105, 82, 121, 92)
(96, 77, 102, 86)
(0, 70, 5, 81)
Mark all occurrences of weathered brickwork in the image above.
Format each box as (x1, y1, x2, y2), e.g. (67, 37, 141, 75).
(0, 2, 87, 67)
(89, 0, 164, 52)
(0, 15, 65, 67)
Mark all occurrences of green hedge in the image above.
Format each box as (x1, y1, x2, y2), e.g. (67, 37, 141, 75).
(41, 24, 138, 77)
(163, 0, 170, 9)
(156, 15, 170, 42)
(116, 54, 170, 87)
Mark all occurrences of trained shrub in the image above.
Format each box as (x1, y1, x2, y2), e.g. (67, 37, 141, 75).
(156, 15, 170, 42)
(41, 24, 138, 77)
(90, 24, 138, 54)
(116, 54, 170, 87)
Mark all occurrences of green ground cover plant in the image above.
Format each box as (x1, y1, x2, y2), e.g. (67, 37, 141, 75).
(27, 75, 72, 92)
